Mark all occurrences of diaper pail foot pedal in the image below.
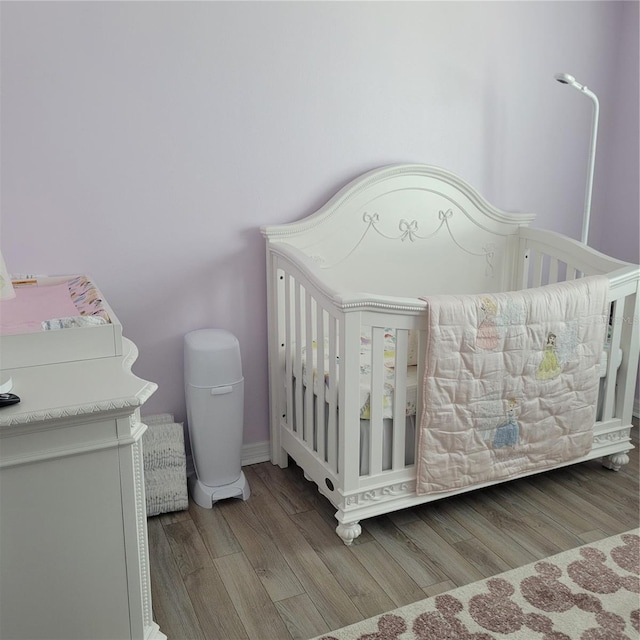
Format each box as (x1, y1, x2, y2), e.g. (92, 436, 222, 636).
(189, 470, 250, 508)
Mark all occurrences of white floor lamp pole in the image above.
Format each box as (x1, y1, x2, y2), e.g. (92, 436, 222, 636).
(554, 72, 600, 245)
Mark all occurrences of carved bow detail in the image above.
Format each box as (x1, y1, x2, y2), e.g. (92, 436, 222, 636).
(362, 212, 380, 225)
(399, 219, 419, 241)
(483, 243, 496, 277)
(438, 209, 453, 221)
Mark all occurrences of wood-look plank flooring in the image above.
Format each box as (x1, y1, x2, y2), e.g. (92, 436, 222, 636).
(149, 426, 639, 640)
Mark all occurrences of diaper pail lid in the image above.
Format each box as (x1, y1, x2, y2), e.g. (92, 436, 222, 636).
(184, 329, 243, 388)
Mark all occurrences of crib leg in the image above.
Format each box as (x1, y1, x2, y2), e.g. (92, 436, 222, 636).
(336, 521, 362, 546)
(602, 451, 630, 471)
(270, 441, 289, 468)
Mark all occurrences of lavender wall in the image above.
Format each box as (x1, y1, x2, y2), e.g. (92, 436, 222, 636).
(590, 0, 639, 264)
(2, 2, 638, 448)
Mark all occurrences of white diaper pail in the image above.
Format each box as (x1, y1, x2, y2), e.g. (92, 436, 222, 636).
(184, 329, 250, 508)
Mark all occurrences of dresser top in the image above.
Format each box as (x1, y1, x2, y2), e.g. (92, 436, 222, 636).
(0, 338, 156, 428)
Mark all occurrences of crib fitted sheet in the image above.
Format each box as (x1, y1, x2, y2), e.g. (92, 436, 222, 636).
(301, 328, 418, 419)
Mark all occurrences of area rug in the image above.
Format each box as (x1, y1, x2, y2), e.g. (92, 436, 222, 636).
(312, 529, 639, 640)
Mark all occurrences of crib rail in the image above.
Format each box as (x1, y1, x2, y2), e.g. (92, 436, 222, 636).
(516, 228, 633, 286)
(266, 245, 427, 499)
(267, 249, 339, 473)
(516, 228, 640, 428)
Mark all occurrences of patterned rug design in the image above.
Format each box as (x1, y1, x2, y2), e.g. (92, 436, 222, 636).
(312, 529, 639, 640)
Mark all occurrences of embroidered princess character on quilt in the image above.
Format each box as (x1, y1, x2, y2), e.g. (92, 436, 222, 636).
(493, 399, 520, 448)
(537, 332, 562, 380)
(476, 297, 499, 350)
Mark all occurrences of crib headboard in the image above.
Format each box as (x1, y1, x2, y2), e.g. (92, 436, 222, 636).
(262, 164, 537, 297)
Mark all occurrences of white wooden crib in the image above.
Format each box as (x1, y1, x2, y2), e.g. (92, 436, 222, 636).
(262, 164, 639, 545)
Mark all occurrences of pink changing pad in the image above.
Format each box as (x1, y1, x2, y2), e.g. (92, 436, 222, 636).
(0, 277, 111, 335)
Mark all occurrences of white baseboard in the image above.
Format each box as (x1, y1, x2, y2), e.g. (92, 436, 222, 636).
(241, 440, 271, 466)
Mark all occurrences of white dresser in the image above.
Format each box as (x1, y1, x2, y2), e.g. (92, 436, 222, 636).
(0, 333, 166, 639)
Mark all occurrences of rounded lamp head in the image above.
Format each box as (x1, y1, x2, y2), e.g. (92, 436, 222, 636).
(554, 72, 588, 92)
(554, 72, 576, 85)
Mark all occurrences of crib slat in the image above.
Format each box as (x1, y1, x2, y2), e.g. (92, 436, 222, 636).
(548, 257, 559, 285)
(294, 283, 304, 437)
(326, 314, 338, 472)
(284, 274, 293, 433)
(521, 249, 531, 289)
(368, 327, 385, 476)
(392, 329, 409, 471)
(532, 252, 543, 287)
(304, 293, 314, 446)
(316, 304, 326, 462)
(340, 314, 363, 490)
(601, 300, 622, 422)
(415, 329, 427, 456)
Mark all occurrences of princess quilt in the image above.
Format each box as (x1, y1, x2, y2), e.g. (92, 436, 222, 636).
(416, 276, 609, 495)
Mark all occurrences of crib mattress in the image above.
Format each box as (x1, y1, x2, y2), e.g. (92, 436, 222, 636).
(301, 328, 418, 419)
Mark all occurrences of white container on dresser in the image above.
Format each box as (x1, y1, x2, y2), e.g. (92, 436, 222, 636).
(0, 277, 165, 640)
